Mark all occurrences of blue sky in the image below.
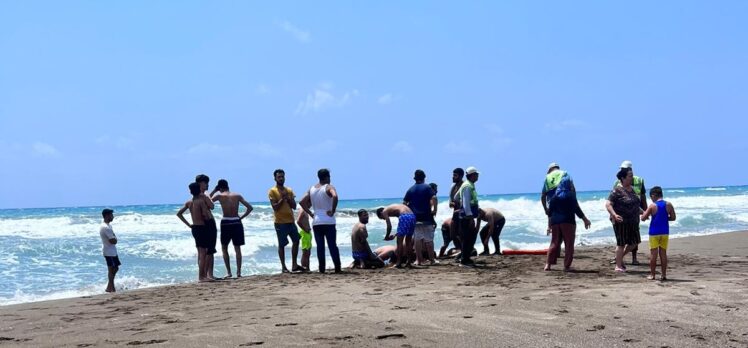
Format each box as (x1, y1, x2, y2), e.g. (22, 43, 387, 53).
(1, 1, 747, 208)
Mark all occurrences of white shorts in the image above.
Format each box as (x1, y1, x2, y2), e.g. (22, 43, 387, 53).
(414, 224, 435, 242)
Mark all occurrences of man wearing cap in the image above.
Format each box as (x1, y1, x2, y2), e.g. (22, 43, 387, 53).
(457, 166, 480, 266)
(541, 163, 566, 230)
(612, 160, 647, 265)
(99, 209, 119, 293)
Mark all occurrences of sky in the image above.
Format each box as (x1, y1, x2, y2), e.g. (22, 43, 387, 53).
(1, 1, 747, 209)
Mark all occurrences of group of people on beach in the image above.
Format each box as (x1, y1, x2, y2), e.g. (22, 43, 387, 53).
(98, 160, 677, 291)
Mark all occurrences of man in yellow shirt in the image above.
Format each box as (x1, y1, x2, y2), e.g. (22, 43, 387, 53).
(268, 169, 302, 273)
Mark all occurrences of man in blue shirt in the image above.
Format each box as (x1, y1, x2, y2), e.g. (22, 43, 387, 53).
(403, 169, 436, 265)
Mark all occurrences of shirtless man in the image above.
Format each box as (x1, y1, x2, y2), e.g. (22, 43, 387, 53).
(195, 174, 217, 279)
(374, 245, 397, 264)
(438, 217, 462, 258)
(477, 207, 506, 255)
(351, 210, 385, 269)
(210, 179, 253, 278)
(376, 204, 415, 268)
(177, 182, 215, 282)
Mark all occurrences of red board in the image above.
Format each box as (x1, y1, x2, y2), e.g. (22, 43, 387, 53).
(502, 249, 548, 255)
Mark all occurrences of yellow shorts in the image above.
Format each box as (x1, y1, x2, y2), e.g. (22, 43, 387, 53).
(300, 229, 312, 250)
(649, 235, 669, 250)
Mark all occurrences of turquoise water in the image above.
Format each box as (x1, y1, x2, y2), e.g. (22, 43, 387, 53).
(1, 185, 746, 305)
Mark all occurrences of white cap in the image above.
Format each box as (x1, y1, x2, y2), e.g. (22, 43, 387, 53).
(620, 160, 633, 169)
(548, 162, 560, 170)
(465, 166, 480, 175)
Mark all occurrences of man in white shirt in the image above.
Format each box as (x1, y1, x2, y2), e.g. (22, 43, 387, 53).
(99, 208, 119, 293)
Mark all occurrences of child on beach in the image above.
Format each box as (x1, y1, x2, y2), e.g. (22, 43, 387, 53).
(296, 209, 312, 272)
(641, 186, 676, 280)
(99, 208, 119, 293)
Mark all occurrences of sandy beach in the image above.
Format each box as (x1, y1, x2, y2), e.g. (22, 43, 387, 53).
(1, 231, 746, 347)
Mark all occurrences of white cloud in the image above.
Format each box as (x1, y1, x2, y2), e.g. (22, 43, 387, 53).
(96, 135, 137, 150)
(485, 124, 513, 150)
(303, 140, 338, 154)
(256, 84, 270, 95)
(277, 20, 311, 43)
(391, 141, 414, 153)
(444, 141, 473, 155)
(242, 142, 282, 158)
(187, 143, 232, 155)
(378, 93, 394, 105)
(295, 85, 359, 115)
(31, 142, 60, 157)
(544, 119, 588, 132)
(187, 142, 283, 158)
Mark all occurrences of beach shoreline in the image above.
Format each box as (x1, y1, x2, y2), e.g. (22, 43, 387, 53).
(1, 230, 747, 347)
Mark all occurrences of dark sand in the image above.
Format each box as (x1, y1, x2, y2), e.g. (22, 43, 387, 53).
(1, 231, 747, 347)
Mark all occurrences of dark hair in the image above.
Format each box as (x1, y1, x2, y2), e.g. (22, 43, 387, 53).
(273, 169, 285, 178)
(429, 183, 438, 193)
(317, 168, 330, 180)
(414, 169, 426, 181)
(357, 209, 368, 217)
(650, 186, 663, 198)
(195, 174, 210, 184)
(453, 168, 464, 177)
(376, 207, 385, 219)
(101, 208, 114, 218)
(616, 168, 631, 181)
(216, 179, 229, 190)
(189, 182, 201, 196)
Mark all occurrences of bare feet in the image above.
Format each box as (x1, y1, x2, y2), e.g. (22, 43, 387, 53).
(544, 264, 551, 271)
(615, 267, 626, 273)
(479, 251, 490, 256)
(281, 268, 291, 273)
(647, 275, 656, 280)
(105, 288, 115, 293)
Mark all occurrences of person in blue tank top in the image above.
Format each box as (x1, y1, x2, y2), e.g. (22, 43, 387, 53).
(640, 186, 677, 281)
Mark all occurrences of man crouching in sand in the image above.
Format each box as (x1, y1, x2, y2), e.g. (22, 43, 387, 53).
(351, 209, 384, 269)
(376, 204, 416, 268)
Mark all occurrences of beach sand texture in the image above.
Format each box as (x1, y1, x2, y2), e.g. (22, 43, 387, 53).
(1, 231, 746, 347)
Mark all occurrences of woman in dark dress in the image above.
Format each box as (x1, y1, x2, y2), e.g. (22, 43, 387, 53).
(605, 168, 642, 272)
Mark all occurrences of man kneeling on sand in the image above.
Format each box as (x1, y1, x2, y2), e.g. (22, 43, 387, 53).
(351, 209, 385, 269)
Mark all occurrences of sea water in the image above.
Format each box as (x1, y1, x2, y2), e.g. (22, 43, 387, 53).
(1, 185, 746, 305)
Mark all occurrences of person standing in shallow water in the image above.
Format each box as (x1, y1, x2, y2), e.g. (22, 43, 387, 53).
(300, 168, 342, 273)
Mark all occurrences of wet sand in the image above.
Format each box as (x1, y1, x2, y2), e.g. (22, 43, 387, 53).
(1, 231, 747, 347)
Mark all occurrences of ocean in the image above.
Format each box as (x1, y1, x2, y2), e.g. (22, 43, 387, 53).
(1, 185, 746, 306)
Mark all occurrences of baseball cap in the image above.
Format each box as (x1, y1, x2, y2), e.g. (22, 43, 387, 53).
(102, 208, 114, 215)
(465, 166, 480, 175)
(620, 160, 633, 169)
(548, 162, 560, 170)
